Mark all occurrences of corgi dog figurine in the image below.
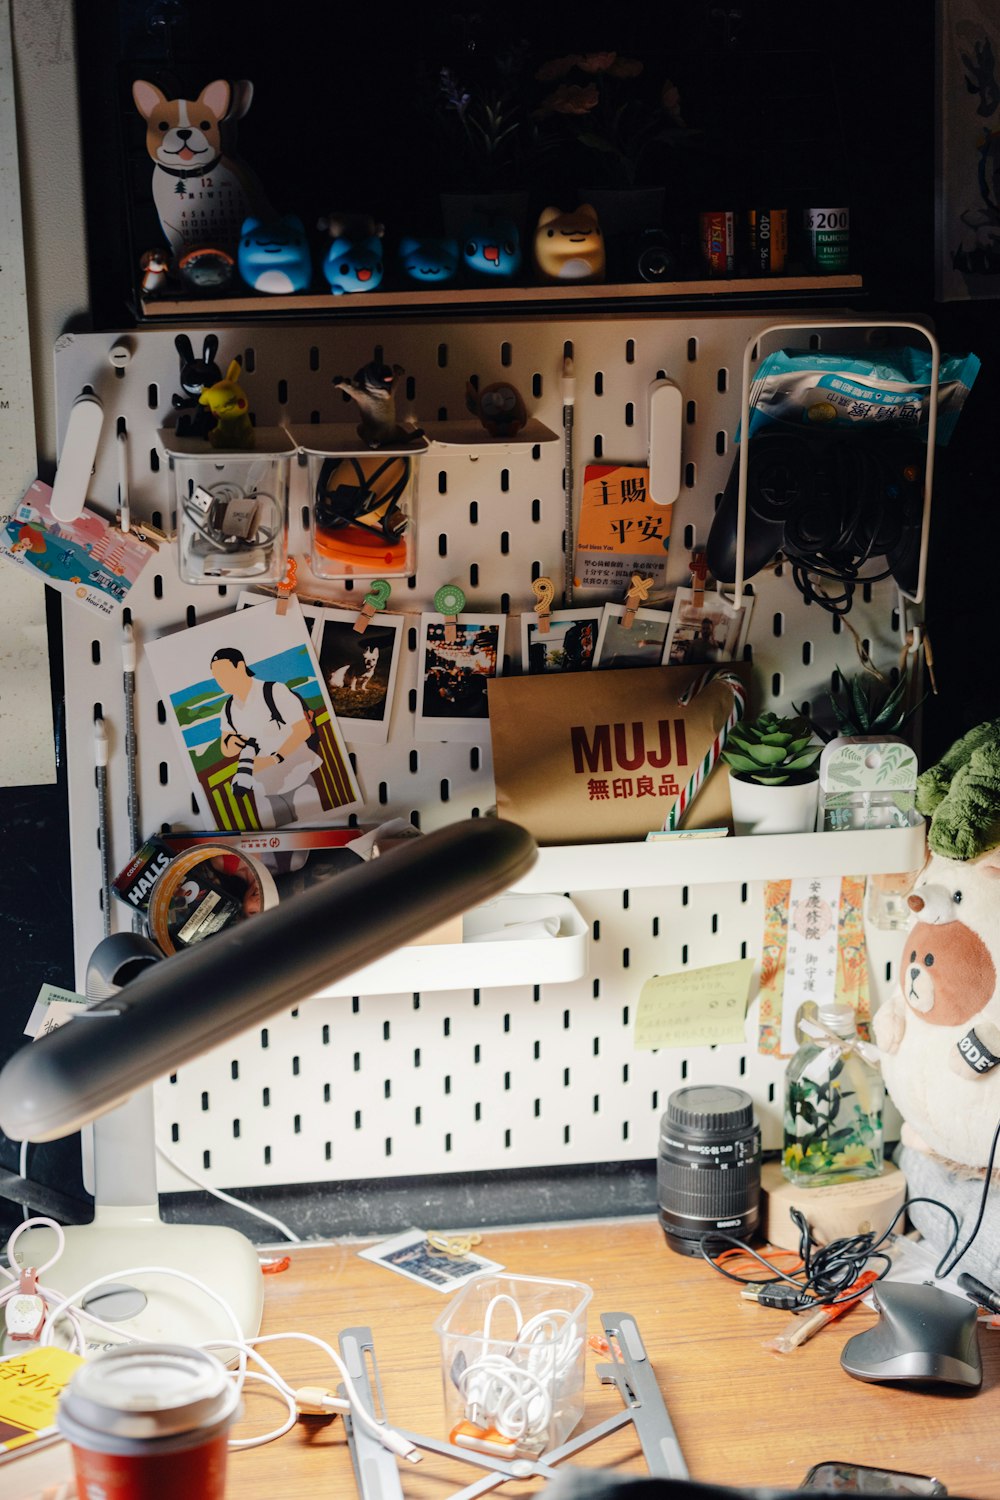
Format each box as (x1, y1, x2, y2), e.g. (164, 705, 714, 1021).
(132, 78, 269, 261)
(199, 360, 254, 449)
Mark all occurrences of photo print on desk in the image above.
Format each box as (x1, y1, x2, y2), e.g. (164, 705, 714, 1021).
(312, 606, 404, 746)
(594, 603, 671, 669)
(521, 608, 602, 674)
(144, 596, 362, 832)
(415, 614, 505, 741)
(663, 588, 752, 667)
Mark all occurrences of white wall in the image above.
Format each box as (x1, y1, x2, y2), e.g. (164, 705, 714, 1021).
(11, 0, 88, 459)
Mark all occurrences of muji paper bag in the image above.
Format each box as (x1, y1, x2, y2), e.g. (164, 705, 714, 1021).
(488, 663, 751, 844)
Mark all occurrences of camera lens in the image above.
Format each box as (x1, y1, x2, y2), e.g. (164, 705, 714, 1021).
(657, 1085, 761, 1256)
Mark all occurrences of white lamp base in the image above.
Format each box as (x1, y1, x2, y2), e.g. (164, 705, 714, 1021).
(9, 1206, 264, 1352)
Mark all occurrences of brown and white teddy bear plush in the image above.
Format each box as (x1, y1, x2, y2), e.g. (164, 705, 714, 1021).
(874, 845, 1000, 1169)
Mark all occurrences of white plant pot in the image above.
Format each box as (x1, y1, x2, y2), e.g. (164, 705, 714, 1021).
(729, 772, 819, 836)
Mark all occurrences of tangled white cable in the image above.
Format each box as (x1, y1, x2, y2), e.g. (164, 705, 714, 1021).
(456, 1296, 582, 1445)
(0, 1220, 418, 1459)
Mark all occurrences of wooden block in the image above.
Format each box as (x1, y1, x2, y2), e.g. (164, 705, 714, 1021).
(762, 1158, 907, 1249)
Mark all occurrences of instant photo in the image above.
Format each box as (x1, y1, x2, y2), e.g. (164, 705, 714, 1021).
(313, 607, 404, 746)
(415, 615, 505, 741)
(594, 603, 671, 669)
(520, 609, 602, 674)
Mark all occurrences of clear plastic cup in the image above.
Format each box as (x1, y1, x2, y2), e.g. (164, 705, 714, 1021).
(434, 1272, 592, 1458)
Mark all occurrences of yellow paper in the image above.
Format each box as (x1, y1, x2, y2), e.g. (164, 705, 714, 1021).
(575, 463, 673, 593)
(634, 958, 755, 1050)
(0, 1347, 83, 1447)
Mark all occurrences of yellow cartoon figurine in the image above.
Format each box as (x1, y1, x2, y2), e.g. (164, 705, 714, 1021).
(199, 359, 255, 449)
(532, 204, 606, 284)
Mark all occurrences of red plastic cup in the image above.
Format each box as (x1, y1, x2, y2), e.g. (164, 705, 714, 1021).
(57, 1344, 241, 1499)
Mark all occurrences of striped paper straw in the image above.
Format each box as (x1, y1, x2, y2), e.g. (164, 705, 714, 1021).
(664, 670, 747, 831)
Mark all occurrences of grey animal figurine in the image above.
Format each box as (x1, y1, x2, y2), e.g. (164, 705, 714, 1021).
(331, 354, 423, 448)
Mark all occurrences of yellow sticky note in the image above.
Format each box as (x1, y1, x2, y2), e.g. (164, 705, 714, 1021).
(634, 958, 755, 1050)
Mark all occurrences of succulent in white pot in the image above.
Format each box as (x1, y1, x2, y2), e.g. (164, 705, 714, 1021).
(721, 712, 822, 835)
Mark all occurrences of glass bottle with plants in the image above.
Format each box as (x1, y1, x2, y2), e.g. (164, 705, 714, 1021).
(783, 1001, 884, 1186)
(721, 712, 822, 835)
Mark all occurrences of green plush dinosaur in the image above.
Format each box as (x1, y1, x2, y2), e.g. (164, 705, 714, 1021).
(919, 721, 1000, 860)
(915, 715, 1000, 815)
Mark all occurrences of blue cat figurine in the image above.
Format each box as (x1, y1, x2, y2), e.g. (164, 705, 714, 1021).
(398, 235, 460, 285)
(323, 234, 385, 294)
(461, 219, 522, 282)
(237, 214, 312, 293)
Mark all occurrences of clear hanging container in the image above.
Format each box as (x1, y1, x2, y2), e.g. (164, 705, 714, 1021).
(782, 1001, 884, 1185)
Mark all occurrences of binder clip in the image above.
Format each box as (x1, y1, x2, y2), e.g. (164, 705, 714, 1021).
(275, 556, 297, 616)
(690, 548, 709, 610)
(354, 578, 391, 634)
(435, 583, 466, 644)
(531, 575, 554, 634)
(622, 573, 653, 629)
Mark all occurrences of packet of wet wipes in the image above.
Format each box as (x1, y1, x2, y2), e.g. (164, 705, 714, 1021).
(738, 346, 980, 445)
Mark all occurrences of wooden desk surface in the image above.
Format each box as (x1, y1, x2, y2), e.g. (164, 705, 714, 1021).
(228, 1217, 998, 1498)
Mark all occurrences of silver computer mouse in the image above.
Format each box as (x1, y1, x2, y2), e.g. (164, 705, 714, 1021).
(841, 1281, 982, 1388)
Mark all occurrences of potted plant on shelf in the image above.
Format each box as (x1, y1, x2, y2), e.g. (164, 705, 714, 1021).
(804, 665, 922, 746)
(798, 665, 924, 833)
(721, 712, 822, 835)
(532, 50, 689, 235)
(419, 35, 542, 244)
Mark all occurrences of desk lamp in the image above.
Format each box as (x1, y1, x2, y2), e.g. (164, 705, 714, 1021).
(0, 818, 536, 1349)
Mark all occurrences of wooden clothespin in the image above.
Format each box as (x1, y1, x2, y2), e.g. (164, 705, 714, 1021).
(354, 578, 391, 634)
(690, 547, 709, 610)
(532, 575, 555, 634)
(622, 572, 653, 629)
(434, 582, 466, 644)
(275, 556, 298, 616)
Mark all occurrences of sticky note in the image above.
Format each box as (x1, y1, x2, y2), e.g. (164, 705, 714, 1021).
(634, 958, 755, 1050)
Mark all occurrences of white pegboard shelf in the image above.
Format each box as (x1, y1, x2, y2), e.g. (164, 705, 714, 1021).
(511, 821, 927, 893)
(315, 892, 587, 996)
(285, 418, 558, 455)
(137, 273, 864, 320)
(53, 312, 921, 1190)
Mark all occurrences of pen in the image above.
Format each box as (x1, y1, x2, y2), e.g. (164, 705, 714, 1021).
(122, 622, 142, 931)
(561, 353, 575, 608)
(95, 713, 111, 938)
(765, 1270, 879, 1353)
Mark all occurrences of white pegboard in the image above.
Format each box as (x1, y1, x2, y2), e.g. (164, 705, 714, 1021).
(54, 312, 913, 1193)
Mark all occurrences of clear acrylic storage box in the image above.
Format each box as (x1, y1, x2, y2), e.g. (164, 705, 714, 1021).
(159, 427, 295, 586)
(434, 1272, 592, 1458)
(286, 424, 421, 582)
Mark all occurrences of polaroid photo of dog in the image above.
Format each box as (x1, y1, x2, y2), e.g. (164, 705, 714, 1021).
(520, 608, 602, 674)
(663, 589, 753, 667)
(594, 603, 671, 670)
(312, 607, 404, 746)
(144, 595, 362, 832)
(415, 614, 506, 741)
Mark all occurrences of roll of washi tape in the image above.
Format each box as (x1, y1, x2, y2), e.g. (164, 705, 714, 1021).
(664, 669, 747, 832)
(145, 844, 278, 957)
